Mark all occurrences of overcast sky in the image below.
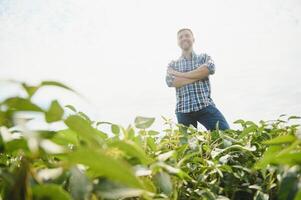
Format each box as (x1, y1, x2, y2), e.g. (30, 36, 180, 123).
(1, 0, 301, 131)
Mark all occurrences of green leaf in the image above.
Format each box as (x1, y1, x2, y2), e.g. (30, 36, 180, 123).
(64, 115, 107, 146)
(5, 139, 29, 153)
(211, 145, 256, 159)
(21, 83, 39, 98)
(96, 121, 112, 126)
(65, 105, 77, 112)
(238, 125, 257, 138)
(263, 135, 296, 145)
(288, 115, 301, 120)
(134, 116, 155, 129)
(51, 129, 79, 146)
(153, 171, 173, 195)
(277, 140, 301, 157)
(78, 111, 92, 123)
(177, 152, 199, 167)
(32, 184, 72, 200)
(20, 80, 77, 99)
(148, 130, 159, 136)
(254, 145, 282, 169)
(67, 148, 143, 189)
(126, 126, 136, 140)
(4, 97, 43, 112)
(40, 81, 76, 93)
(273, 152, 301, 165)
(45, 100, 64, 123)
(0, 111, 11, 127)
(146, 137, 156, 151)
(109, 140, 152, 164)
(233, 119, 245, 125)
(111, 124, 120, 135)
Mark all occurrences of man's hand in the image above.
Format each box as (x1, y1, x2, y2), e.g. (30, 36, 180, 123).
(166, 66, 201, 88)
(167, 66, 182, 77)
(167, 65, 210, 80)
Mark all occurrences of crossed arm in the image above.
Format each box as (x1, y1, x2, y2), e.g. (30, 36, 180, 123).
(166, 64, 211, 88)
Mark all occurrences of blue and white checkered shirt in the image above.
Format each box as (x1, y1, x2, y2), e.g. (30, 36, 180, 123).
(165, 51, 216, 113)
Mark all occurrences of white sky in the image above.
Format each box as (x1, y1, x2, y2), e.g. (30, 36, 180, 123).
(1, 0, 301, 131)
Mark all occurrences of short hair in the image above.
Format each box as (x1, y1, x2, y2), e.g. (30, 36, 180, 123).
(177, 28, 194, 36)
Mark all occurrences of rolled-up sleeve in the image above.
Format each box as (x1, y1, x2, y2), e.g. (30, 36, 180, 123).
(204, 54, 215, 75)
(166, 74, 175, 87)
(165, 61, 175, 87)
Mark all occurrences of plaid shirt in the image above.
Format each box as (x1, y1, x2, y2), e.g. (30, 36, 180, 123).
(165, 51, 216, 113)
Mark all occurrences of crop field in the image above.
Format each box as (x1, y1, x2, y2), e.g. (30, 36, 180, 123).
(0, 81, 300, 200)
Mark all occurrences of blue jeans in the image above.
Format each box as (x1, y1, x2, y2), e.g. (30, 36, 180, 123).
(176, 104, 230, 131)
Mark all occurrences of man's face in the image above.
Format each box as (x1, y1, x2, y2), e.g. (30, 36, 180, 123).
(177, 30, 195, 50)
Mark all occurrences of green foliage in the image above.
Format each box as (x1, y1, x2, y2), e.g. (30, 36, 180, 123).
(45, 100, 64, 123)
(32, 184, 72, 200)
(0, 80, 300, 200)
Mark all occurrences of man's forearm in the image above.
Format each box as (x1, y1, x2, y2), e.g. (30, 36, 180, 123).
(171, 76, 199, 88)
(173, 64, 210, 79)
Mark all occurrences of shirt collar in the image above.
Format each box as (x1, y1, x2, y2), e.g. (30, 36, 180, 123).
(180, 50, 197, 60)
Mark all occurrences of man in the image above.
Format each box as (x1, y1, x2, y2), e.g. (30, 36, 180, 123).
(165, 28, 230, 131)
